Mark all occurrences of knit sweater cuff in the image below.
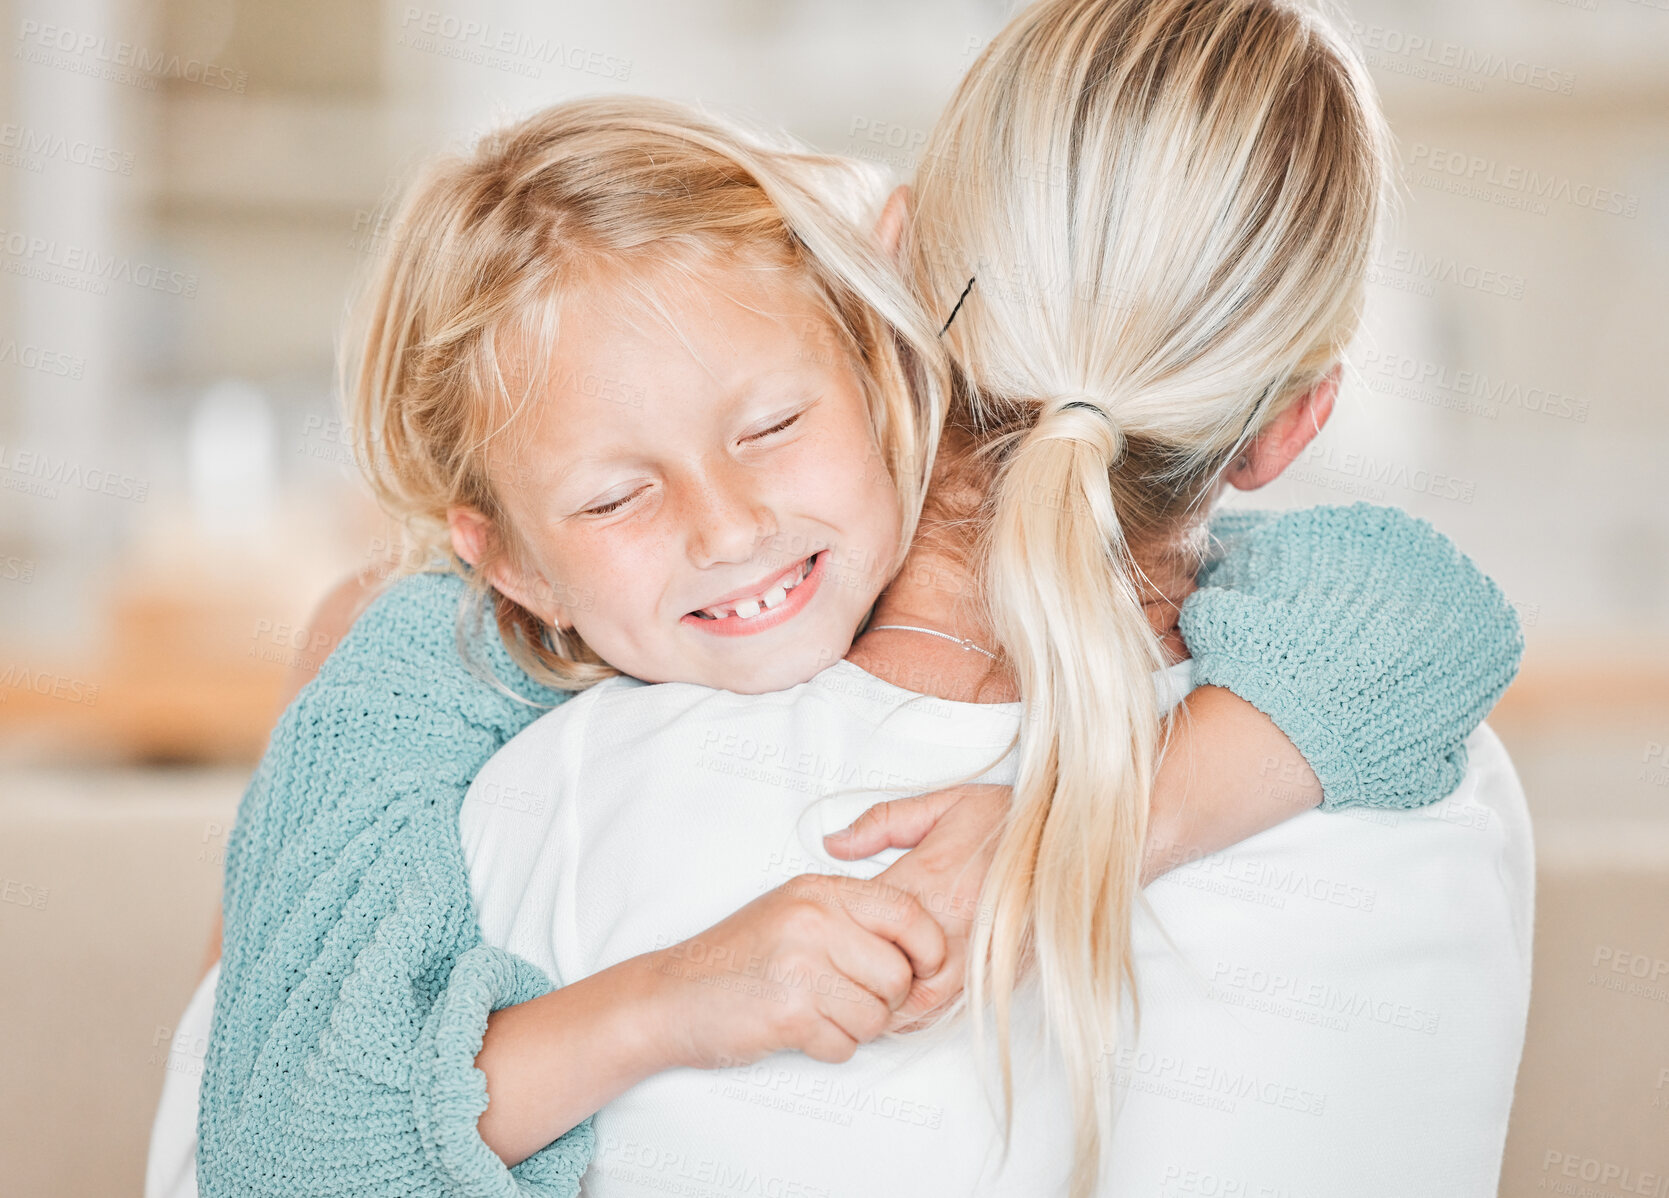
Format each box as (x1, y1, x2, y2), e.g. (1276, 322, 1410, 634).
(413, 943, 594, 1197)
(1181, 503, 1523, 812)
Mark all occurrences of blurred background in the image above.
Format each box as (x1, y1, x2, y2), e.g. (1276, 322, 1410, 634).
(0, 0, 1663, 1193)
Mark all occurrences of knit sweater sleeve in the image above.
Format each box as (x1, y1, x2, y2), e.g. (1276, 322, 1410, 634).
(1179, 502, 1523, 811)
(199, 572, 593, 1197)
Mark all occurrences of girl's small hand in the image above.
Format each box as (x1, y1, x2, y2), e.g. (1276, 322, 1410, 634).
(824, 784, 1011, 1028)
(645, 873, 946, 1071)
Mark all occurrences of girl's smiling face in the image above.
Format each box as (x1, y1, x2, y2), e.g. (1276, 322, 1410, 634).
(450, 266, 904, 695)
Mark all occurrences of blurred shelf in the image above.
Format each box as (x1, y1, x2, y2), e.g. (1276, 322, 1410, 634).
(1492, 644, 1669, 728)
(0, 584, 294, 764)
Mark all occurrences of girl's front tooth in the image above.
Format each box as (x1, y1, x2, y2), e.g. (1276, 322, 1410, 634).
(734, 598, 762, 619)
(761, 584, 788, 610)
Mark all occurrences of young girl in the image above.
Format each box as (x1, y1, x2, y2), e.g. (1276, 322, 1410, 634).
(178, 30, 1521, 1198)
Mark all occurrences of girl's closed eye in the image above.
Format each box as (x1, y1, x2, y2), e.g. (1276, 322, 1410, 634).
(576, 484, 651, 518)
(575, 402, 817, 518)
(740, 399, 817, 445)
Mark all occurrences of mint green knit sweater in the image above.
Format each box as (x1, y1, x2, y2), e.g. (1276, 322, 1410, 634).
(200, 502, 1522, 1197)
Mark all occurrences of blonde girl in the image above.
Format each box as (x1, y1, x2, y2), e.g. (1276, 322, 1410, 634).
(352, 97, 949, 699)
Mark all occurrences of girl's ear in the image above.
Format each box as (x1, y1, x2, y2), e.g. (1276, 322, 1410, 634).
(447, 506, 494, 570)
(874, 185, 913, 263)
(446, 507, 572, 630)
(1223, 366, 1339, 492)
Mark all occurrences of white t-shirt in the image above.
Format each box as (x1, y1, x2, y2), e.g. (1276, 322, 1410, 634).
(145, 961, 216, 1198)
(461, 660, 1534, 1197)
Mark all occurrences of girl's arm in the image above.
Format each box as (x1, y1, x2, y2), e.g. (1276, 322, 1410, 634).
(1135, 500, 1523, 875)
(196, 571, 387, 985)
(1179, 501, 1523, 814)
(1140, 682, 1321, 882)
(202, 572, 593, 1198)
(472, 871, 944, 1166)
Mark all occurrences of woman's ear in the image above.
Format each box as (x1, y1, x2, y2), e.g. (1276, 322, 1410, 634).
(874, 185, 913, 263)
(446, 507, 571, 630)
(1223, 366, 1339, 492)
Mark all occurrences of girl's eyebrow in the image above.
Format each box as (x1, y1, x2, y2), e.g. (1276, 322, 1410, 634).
(546, 454, 646, 511)
(527, 447, 629, 508)
(731, 365, 819, 405)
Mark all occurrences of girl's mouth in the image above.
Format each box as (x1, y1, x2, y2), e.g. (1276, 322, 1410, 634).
(682, 552, 824, 638)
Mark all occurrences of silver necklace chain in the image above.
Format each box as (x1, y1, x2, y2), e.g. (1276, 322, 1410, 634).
(867, 623, 998, 660)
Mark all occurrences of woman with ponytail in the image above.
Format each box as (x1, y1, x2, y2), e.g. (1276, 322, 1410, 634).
(883, 0, 1528, 1190)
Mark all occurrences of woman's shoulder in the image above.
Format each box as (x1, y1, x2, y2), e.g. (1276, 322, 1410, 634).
(472, 674, 639, 784)
(479, 667, 862, 792)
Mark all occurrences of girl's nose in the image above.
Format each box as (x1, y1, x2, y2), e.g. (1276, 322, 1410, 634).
(685, 469, 780, 568)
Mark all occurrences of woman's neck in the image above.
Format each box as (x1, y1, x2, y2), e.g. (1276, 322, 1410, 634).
(846, 545, 1014, 703)
(844, 531, 1199, 704)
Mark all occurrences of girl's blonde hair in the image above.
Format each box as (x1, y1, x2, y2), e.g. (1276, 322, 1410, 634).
(909, 0, 1389, 1191)
(346, 96, 947, 690)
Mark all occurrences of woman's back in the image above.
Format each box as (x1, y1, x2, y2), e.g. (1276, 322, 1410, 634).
(461, 659, 1531, 1196)
(1103, 719, 1531, 1195)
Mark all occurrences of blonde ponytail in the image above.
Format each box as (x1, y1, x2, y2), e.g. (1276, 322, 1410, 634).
(910, 0, 1391, 1192)
(974, 395, 1165, 1181)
